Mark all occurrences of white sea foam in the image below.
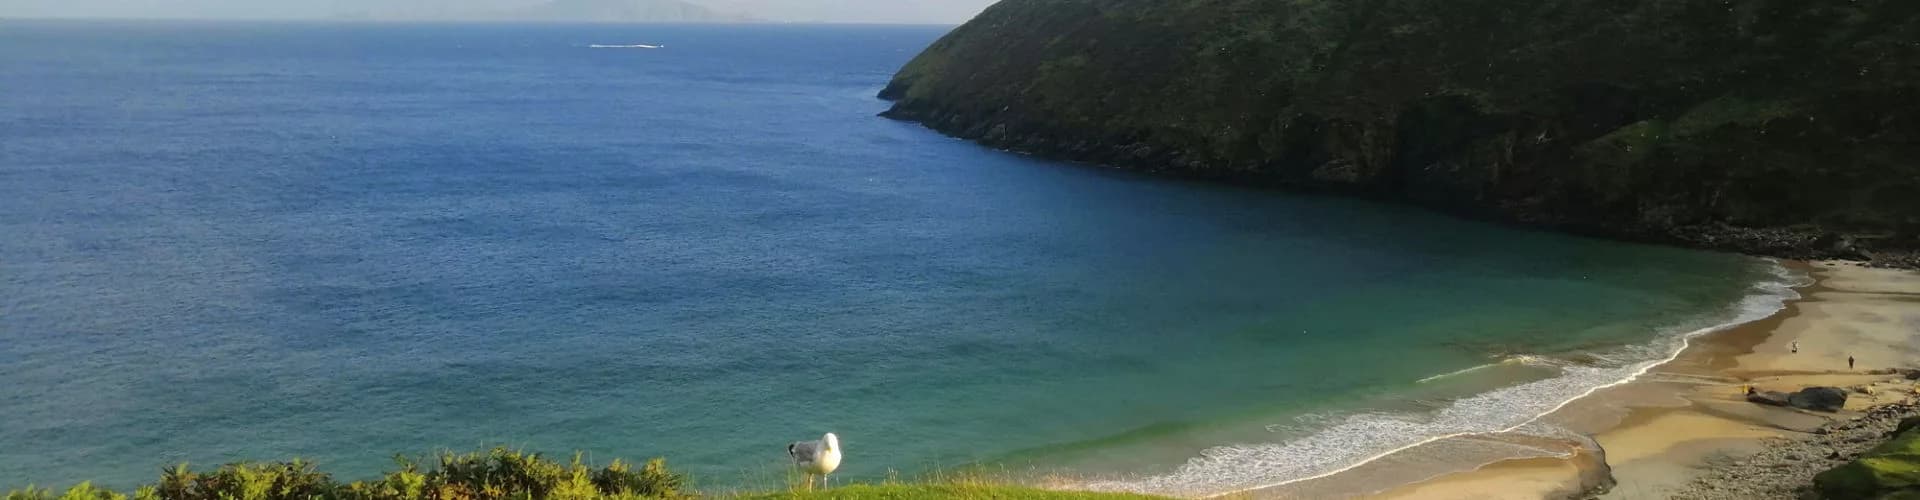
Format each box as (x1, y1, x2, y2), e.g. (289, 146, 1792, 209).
(1082, 260, 1807, 498)
(589, 44, 664, 49)
(1413, 353, 1566, 384)
(1413, 363, 1498, 384)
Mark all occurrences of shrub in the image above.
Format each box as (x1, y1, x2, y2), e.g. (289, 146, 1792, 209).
(3, 483, 129, 500)
(6, 448, 687, 500)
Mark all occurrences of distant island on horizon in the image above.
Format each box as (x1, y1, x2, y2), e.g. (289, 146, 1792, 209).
(4, 0, 1000, 25)
(332, 0, 756, 24)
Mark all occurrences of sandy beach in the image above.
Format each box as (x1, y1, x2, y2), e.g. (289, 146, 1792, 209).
(1253, 261, 1920, 499)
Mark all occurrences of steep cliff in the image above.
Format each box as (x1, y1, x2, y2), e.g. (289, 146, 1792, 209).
(880, 0, 1920, 262)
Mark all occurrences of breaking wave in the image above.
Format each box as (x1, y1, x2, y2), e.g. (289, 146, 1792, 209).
(1081, 260, 1807, 498)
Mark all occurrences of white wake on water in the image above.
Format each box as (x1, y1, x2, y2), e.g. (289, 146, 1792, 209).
(1081, 260, 1809, 498)
(1413, 354, 1568, 384)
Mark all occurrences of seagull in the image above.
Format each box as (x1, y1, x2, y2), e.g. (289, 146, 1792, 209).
(787, 432, 842, 491)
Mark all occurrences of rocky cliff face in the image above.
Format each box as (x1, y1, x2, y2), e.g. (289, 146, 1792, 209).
(880, 0, 1920, 263)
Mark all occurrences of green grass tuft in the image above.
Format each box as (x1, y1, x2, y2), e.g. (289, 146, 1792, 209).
(1816, 425, 1920, 499)
(6, 448, 687, 500)
(5, 449, 1171, 500)
(735, 484, 1167, 500)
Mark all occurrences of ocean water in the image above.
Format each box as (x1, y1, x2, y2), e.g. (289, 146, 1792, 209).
(0, 21, 1789, 494)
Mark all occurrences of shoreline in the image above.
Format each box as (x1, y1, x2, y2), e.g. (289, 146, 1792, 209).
(1320, 261, 1920, 499)
(1066, 258, 1807, 498)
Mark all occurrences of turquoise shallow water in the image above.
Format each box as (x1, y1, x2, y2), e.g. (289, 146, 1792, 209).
(0, 21, 1783, 493)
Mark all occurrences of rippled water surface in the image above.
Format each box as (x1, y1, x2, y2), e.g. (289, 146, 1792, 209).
(0, 21, 1778, 492)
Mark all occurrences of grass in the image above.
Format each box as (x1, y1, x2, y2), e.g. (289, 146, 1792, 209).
(6, 448, 685, 500)
(1815, 423, 1920, 498)
(736, 484, 1167, 500)
(5, 449, 1173, 500)
(739, 466, 1174, 500)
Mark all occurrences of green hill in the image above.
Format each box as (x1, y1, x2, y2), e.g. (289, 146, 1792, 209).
(881, 0, 1920, 262)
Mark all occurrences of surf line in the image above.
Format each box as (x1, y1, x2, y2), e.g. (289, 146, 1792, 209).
(1195, 260, 1804, 499)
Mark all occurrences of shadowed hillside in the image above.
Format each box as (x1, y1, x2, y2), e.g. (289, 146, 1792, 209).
(881, 0, 1920, 263)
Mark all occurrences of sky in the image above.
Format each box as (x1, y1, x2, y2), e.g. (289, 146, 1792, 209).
(0, 0, 1000, 24)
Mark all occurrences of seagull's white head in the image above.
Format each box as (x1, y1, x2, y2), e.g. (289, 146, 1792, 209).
(823, 433, 839, 452)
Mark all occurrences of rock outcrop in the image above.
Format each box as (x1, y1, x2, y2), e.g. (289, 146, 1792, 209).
(1793, 387, 1854, 413)
(880, 0, 1920, 262)
(1816, 420, 1920, 499)
(1682, 403, 1920, 499)
(1749, 387, 1850, 412)
(1749, 390, 1795, 408)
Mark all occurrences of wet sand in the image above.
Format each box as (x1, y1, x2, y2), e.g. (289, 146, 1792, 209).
(1255, 261, 1920, 499)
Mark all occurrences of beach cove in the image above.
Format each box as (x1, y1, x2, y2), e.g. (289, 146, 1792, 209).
(0, 22, 1795, 492)
(1262, 261, 1920, 499)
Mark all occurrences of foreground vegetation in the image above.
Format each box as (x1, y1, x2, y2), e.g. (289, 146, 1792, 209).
(1816, 416, 1920, 498)
(5, 448, 684, 500)
(5, 449, 1167, 500)
(736, 485, 1164, 500)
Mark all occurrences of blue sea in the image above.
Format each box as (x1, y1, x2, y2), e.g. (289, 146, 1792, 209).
(0, 21, 1793, 495)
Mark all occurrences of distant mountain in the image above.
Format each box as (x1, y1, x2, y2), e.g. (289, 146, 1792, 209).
(337, 0, 752, 23)
(694, 0, 996, 24)
(325, 0, 985, 24)
(506, 0, 751, 23)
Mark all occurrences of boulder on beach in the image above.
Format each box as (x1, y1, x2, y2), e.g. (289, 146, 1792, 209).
(1792, 387, 1851, 413)
(1746, 387, 1849, 412)
(1749, 391, 1794, 407)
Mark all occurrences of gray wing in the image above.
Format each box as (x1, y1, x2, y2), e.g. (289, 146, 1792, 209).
(788, 440, 820, 465)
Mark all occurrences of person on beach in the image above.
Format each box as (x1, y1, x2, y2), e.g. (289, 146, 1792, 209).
(1850, 356, 1857, 370)
(1792, 341, 1799, 353)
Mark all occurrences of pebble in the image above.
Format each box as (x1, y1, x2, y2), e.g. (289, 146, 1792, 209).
(1672, 402, 1918, 499)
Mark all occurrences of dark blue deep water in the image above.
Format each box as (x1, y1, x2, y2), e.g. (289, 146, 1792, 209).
(0, 21, 1787, 494)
